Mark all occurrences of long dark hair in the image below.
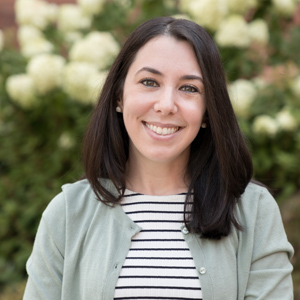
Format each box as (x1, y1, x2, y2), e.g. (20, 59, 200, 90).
(83, 17, 253, 239)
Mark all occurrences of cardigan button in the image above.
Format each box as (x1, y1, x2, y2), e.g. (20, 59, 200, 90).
(199, 267, 206, 274)
(181, 226, 189, 235)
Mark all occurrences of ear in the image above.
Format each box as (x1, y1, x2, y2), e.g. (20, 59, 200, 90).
(117, 99, 123, 111)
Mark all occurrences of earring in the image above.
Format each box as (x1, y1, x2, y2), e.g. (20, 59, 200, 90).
(116, 106, 122, 113)
(201, 123, 207, 128)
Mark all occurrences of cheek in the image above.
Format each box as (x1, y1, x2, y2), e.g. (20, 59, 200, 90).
(184, 101, 206, 125)
(122, 96, 145, 133)
(123, 93, 152, 119)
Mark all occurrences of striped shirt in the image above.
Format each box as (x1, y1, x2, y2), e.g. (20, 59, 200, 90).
(114, 190, 202, 300)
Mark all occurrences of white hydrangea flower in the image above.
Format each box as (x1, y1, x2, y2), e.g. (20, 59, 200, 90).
(272, 0, 296, 17)
(179, 0, 228, 31)
(77, 0, 105, 16)
(27, 54, 66, 95)
(58, 132, 75, 150)
(47, 3, 58, 23)
(63, 62, 107, 104)
(252, 76, 268, 90)
(6, 74, 37, 108)
(17, 25, 43, 45)
(63, 31, 83, 44)
(17, 25, 55, 58)
(276, 109, 298, 131)
(290, 75, 300, 97)
(252, 115, 279, 136)
(57, 4, 92, 32)
(69, 31, 120, 70)
(227, 0, 258, 14)
(15, 0, 58, 30)
(171, 14, 191, 20)
(0, 30, 4, 51)
(215, 15, 251, 48)
(86, 71, 107, 103)
(20, 36, 54, 58)
(248, 19, 269, 45)
(229, 79, 257, 118)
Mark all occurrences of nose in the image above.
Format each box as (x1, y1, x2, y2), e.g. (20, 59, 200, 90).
(153, 87, 178, 115)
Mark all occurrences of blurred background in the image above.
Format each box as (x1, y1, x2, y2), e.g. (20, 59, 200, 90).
(0, 0, 299, 298)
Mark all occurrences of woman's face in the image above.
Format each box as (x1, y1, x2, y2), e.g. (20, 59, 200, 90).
(120, 35, 206, 167)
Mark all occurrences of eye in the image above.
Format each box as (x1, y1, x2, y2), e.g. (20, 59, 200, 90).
(140, 79, 159, 87)
(180, 85, 199, 93)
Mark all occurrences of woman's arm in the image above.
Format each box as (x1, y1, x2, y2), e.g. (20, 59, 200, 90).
(243, 187, 294, 299)
(23, 193, 66, 300)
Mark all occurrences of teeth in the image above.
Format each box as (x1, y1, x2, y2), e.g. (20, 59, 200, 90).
(162, 128, 168, 135)
(146, 123, 179, 135)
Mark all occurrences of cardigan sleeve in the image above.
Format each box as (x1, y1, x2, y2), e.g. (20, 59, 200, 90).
(244, 187, 294, 299)
(23, 192, 66, 300)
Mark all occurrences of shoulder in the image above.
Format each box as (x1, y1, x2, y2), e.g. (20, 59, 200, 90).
(42, 178, 117, 223)
(235, 181, 293, 257)
(236, 182, 279, 222)
(240, 181, 271, 202)
(61, 177, 118, 200)
(235, 182, 285, 238)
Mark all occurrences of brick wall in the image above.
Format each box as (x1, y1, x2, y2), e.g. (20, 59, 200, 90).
(0, 0, 75, 29)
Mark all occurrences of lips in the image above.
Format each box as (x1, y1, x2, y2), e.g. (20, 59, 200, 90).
(145, 122, 180, 136)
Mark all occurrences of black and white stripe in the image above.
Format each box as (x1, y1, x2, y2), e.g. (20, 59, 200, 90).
(114, 191, 202, 300)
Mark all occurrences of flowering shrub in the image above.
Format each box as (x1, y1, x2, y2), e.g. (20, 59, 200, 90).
(27, 54, 66, 94)
(77, 0, 105, 16)
(57, 4, 92, 32)
(0, 0, 300, 295)
(248, 19, 269, 45)
(272, 0, 299, 16)
(229, 79, 257, 118)
(17, 25, 54, 58)
(215, 15, 251, 48)
(252, 115, 279, 136)
(5, 74, 37, 108)
(62, 62, 107, 104)
(179, 0, 228, 31)
(69, 31, 120, 69)
(15, 0, 57, 30)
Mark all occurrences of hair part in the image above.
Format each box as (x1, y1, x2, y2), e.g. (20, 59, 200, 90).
(82, 17, 253, 239)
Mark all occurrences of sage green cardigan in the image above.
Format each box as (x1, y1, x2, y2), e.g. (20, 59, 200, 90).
(23, 179, 294, 299)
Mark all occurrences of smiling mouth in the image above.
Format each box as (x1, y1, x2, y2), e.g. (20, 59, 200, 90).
(145, 122, 180, 136)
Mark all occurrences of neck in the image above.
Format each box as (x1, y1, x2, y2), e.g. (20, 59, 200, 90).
(125, 157, 189, 196)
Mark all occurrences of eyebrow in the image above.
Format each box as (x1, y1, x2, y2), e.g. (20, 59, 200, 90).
(181, 74, 203, 83)
(136, 67, 162, 76)
(136, 67, 203, 82)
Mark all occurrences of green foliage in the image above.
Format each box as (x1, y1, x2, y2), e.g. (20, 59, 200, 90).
(92, 0, 177, 42)
(0, 73, 90, 284)
(0, 50, 27, 78)
(240, 84, 300, 200)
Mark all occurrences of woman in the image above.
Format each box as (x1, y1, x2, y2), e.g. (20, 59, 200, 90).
(24, 17, 294, 299)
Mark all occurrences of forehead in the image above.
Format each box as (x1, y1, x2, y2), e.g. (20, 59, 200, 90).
(127, 35, 202, 75)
